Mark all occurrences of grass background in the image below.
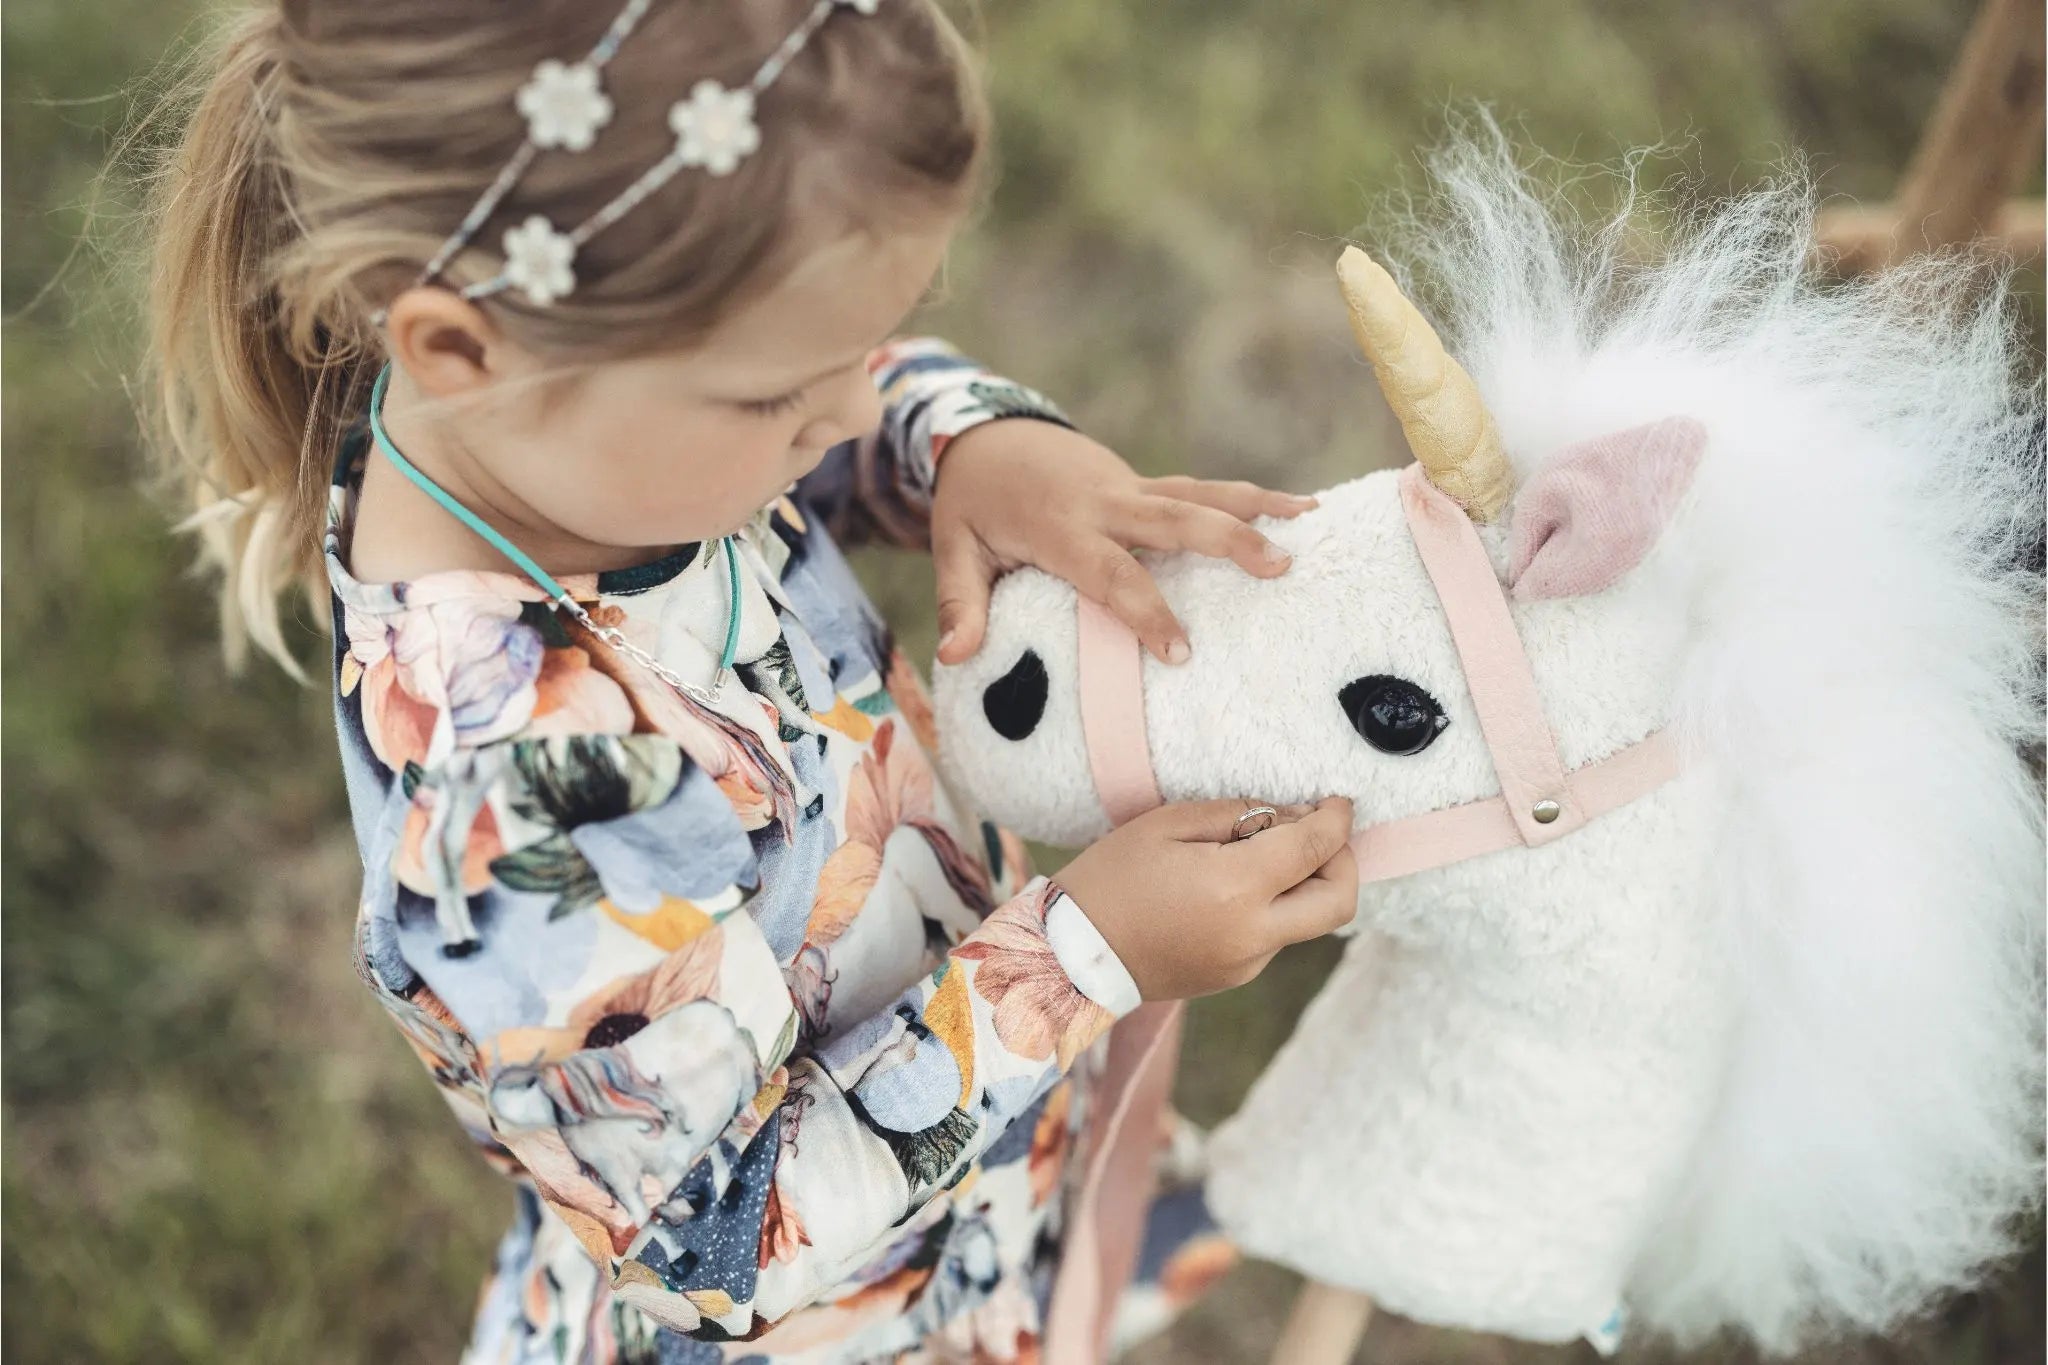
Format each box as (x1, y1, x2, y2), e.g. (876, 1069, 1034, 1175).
(4, 0, 2041, 1361)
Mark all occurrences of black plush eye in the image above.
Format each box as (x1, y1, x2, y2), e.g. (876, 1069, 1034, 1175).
(1339, 675, 1449, 755)
(983, 649, 1049, 741)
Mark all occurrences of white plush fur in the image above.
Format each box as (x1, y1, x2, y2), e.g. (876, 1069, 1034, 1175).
(931, 128, 2044, 1351)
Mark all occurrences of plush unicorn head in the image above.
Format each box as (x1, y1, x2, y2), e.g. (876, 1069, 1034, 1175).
(931, 135, 2044, 1351)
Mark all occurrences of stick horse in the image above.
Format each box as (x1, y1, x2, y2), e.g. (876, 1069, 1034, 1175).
(933, 135, 2044, 1361)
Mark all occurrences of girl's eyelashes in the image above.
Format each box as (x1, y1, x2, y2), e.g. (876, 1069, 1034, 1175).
(734, 389, 804, 418)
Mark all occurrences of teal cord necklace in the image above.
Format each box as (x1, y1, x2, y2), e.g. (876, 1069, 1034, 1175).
(367, 364, 743, 705)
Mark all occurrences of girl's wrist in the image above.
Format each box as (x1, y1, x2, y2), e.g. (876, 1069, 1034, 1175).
(1042, 878, 1143, 1017)
(931, 401, 1072, 480)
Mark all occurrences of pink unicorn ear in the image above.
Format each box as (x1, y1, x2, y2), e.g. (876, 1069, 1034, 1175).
(1505, 416, 1706, 600)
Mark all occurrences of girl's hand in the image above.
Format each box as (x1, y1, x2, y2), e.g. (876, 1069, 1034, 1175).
(1058, 798, 1358, 1002)
(930, 420, 1318, 666)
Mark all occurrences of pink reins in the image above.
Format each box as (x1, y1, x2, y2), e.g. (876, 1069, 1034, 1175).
(1042, 463, 1681, 1364)
(1075, 462, 1681, 875)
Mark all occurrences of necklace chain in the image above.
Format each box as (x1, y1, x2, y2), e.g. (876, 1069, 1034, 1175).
(556, 593, 727, 706)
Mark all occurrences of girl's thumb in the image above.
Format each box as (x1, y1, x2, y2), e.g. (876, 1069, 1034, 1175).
(934, 529, 992, 665)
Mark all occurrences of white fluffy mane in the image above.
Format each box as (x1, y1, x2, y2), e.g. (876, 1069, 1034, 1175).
(1381, 126, 2046, 1351)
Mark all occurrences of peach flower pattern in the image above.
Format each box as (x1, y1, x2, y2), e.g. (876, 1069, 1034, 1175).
(952, 881, 1116, 1070)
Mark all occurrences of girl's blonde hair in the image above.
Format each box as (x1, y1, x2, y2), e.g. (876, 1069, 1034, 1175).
(144, 0, 988, 672)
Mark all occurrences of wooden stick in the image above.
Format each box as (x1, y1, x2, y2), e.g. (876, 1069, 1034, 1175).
(1872, 0, 2044, 268)
(1268, 1282, 1374, 1365)
(1816, 197, 2047, 274)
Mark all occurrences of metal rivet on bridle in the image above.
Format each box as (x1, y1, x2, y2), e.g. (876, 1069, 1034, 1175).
(1531, 798, 1563, 825)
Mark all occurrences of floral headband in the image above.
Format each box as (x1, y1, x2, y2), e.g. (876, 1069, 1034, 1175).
(397, 0, 880, 312)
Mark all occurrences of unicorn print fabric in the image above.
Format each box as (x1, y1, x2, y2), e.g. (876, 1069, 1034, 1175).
(331, 340, 1230, 1364)
(932, 133, 2045, 1353)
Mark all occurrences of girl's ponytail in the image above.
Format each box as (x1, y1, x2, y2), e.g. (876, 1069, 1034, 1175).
(145, 11, 367, 675)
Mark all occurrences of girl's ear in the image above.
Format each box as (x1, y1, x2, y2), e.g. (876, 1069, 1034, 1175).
(1505, 416, 1706, 600)
(381, 287, 510, 398)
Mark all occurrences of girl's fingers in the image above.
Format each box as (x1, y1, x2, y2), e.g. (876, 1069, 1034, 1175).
(1079, 540, 1188, 662)
(1143, 798, 1316, 845)
(1118, 496, 1292, 578)
(1262, 845, 1360, 947)
(933, 526, 995, 665)
(1144, 797, 1277, 844)
(1141, 475, 1318, 523)
(1228, 797, 1356, 895)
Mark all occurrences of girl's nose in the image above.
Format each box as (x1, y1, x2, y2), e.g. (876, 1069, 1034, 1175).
(837, 364, 885, 438)
(798, 365, 884, 452)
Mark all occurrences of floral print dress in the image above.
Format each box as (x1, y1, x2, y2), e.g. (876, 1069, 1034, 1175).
(329, 340, 1234, 1364)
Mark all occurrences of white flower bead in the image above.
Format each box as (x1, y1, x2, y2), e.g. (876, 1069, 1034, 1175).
(837, 0, 881, 13)
(500, 215, 577, 305)
(668, 81, 761, 177)
(515, 59, 614, 153)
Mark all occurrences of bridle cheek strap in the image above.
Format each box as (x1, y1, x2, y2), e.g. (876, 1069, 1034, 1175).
(1383, 463, 1680, 878)
(1070, 463, 1682, 881)
(1075, 594, 1166, 826)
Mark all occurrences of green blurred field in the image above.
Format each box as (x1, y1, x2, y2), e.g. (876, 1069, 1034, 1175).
(4, 1, 2041, 1362)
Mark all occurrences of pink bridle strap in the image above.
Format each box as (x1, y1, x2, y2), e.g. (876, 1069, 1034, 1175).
(1375, 463, 1682, 879)
(1053, 606, 1179, 1365)
(1076, 594, 1166, 826)
(1350, 726, 1679, 881)
(1041, 998, 1184, 1364)
(1397, 463, 1588, 846)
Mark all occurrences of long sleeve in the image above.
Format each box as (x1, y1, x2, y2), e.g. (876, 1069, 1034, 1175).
(355, 726, 1140, 1342)
(798, 336, 1072, 551)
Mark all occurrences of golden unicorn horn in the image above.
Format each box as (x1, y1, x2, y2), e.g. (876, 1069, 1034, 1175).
(1336, 245, 1512, 521)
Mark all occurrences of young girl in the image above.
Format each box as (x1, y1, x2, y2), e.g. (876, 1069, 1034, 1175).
(145, 2, 1358, 1360)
